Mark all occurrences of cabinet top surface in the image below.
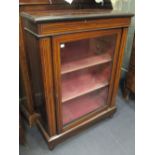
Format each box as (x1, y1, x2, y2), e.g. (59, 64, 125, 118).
(21, 9, 134, 23)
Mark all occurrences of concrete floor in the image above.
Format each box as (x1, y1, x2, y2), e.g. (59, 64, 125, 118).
(20, 92, 135, 155)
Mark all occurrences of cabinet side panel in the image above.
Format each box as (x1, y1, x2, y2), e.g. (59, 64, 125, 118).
(24, 32, 49, 133)
(39, 38, 57, 136)
(20, 19, 34, 115)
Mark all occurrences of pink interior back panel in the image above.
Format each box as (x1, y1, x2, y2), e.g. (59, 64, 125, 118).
(61, 63, 112, 102)
(60, 34, 117, 126)
(63, 87, 109, 125)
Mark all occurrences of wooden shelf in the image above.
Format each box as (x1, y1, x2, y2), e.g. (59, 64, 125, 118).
(62, 81, 109, 103)
(61, 63, 111, 102)
(62, 63, 111, 103)
(63, 87, 109, 125)
(61, 53, 112, 75)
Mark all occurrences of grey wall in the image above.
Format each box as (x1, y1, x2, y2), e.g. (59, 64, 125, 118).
(111, 0, 135, 78)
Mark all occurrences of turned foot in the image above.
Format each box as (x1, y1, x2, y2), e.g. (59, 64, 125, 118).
(109, 113, 114, 118)
(123, 82, 130, 100)
(48, 142, 55, 150)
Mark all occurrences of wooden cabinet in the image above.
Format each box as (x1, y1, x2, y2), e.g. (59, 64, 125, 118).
(21, 9, 133, 149)
(19, 0, 113, 127)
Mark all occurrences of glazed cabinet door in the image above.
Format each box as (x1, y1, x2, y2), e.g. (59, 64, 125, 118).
(53, 29, 122, 133)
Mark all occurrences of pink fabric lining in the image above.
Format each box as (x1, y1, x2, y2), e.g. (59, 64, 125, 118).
(60, 35, 116, 126)
(61, 53, 112, 74)
(62, 63, 111, 102)
(61, 36, 116, 65)
(63, 87, 108, 125)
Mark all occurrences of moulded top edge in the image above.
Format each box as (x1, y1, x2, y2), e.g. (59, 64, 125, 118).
(20, 9, 134, 23)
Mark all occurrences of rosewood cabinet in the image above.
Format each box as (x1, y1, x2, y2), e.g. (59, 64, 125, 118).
(19, 0, 113, 127)
(21, 9, 133, 149)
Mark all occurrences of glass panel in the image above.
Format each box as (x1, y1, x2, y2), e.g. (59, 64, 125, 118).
(60, 34, 117, 126)
(62, 63, 111, 103)
(63, 87, 109, 125)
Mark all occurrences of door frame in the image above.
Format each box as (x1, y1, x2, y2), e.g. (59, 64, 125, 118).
(52, 28, 122, 133)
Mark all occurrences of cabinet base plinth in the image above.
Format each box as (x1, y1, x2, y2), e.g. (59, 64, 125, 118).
(37, 106, 116, 150)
